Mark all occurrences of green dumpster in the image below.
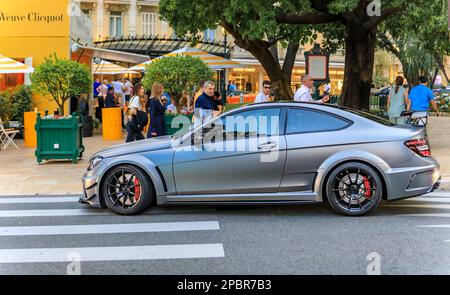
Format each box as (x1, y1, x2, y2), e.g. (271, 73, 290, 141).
(164, 113, 193, 136)
(35, 111, 85, 164)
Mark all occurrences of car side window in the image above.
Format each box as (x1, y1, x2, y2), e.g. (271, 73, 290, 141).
(204, 108, 281, 142)
(287, 108, 350, 134)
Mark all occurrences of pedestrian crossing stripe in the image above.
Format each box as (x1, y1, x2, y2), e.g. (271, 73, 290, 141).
(382, 204, 450, 210)
(396, 213, 450, 218)
(0, 243, 225, 263)
(0, 221, 220, 236)
(0, 197, 79, 204)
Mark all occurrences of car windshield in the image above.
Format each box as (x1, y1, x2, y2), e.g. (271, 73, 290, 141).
(340, 107, 395, 126)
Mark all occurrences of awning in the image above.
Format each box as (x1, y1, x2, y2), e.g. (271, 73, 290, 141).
(72, 44, 149, 64)
(0, 54, 34, 74)
(129, 46, 244, 71)
(92, 60, 138, 75)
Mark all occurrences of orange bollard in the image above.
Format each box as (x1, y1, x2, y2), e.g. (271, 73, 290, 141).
(102, 108, 123, 140)
(24, 111, 40, 148)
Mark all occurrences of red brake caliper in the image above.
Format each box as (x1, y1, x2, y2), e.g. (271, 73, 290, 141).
(133, 178, 141, 201)
(363, 177, 372, 198)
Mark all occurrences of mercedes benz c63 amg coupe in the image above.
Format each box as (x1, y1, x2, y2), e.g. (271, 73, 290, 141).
(81, 102, 440, 216)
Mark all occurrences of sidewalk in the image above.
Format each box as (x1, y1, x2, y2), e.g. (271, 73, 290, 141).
(0, 117, 449, 196)
(0, 134, 123, 195)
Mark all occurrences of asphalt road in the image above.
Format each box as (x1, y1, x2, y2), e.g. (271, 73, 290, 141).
(1, 191, 450, 275)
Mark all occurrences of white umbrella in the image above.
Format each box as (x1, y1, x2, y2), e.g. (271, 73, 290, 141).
(129, 47, 244, 71)
(93, 60, 138, 75)
(0, 54, 34, 74)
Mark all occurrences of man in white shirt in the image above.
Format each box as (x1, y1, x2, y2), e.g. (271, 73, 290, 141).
(112, 78, 125, 106)
(123, 78, 133, 106)
(254, 80, 272, 103)
(294, 74, 329, 103)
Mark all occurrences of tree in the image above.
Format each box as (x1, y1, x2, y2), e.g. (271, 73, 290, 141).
(160, 0, 423, 110)
(141, 55, 213, 101)
(159, 0, 318, 100)
(378, 0, 450, 87)
(30, 53, 91, 116)
(275, 0, 425, 109)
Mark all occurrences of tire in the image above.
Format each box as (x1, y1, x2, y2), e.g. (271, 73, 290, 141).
(325, 162, 383, 216)
(101, 164, 154, 215)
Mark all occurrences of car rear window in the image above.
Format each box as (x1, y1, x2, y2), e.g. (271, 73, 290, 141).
(340, 107, 395, 126)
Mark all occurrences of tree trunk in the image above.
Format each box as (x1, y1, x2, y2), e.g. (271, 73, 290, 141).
(241, 42, 294, 100)
(430, 67, 439, 89)
(341, 21, 376, 110)
(58, 104, 65, 117)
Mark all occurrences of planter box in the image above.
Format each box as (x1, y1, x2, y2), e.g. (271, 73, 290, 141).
(164, 114, 193, 136)
(35, 112, 85, 164)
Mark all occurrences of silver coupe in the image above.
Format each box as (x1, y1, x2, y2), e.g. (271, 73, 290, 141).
(81, 102, 441, 216)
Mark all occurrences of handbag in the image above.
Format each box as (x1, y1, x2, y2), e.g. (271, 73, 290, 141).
(131, 110, 149, 132)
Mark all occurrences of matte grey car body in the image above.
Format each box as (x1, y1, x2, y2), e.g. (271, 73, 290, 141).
(81, 102, 441, 215)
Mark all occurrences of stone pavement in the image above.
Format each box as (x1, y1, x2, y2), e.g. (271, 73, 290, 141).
(0, 117, 449, 196)
(0, 133, 123, 195)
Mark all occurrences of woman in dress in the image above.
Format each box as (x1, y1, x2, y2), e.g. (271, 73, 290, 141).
(147, 83, 166, 138)
(387, 76, 408, 124)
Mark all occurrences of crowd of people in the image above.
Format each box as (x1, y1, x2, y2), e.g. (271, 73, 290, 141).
(93, 77, 225, 143)
(386, 75, 440, 124)
(91, 73, 440, 144)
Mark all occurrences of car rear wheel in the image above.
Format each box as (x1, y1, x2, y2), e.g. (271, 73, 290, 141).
(325, 162, 383, 216)
(101, 165, 154, 215)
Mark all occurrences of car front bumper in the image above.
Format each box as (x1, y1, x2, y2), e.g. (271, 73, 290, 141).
(80, 165, 104, 208)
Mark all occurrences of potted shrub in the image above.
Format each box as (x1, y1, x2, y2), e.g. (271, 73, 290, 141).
(30, 53, 91, 116)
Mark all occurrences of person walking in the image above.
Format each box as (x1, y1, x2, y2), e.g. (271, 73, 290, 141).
(96, 79, 109, 99)
(147, 83, 167, 138)
(112, 78, 125, 107)
(387, 76, 408, 124)
(194, 80, 216, 129)
(294, 75, 329, 103)
(104, 86, 118, 108)
(123, 77, 133, 106)
(125, 83, 147, 142)
(193, 80, 205, 106)
(93, 78, 101, 98)
(407, 76, 440, 115)
(254, 80, 272, 103)
(94, 79, 109, 123)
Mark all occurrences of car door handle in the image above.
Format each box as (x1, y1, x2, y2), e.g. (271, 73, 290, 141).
(257, 142, 277, 151)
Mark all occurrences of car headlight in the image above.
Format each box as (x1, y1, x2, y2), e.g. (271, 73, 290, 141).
(88, 156, 103, 171)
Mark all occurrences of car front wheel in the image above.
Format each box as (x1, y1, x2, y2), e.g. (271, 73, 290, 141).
(325, 162, 383, 216)
(101, 164, 154, 215)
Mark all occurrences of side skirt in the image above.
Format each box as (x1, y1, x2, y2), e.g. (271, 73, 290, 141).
(157, 191, 318, 205)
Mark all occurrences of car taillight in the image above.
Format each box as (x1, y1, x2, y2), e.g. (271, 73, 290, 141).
(405, 138, 431, 157)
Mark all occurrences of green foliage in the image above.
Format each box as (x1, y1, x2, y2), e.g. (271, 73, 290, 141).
(0, 93, 9, 124)
(379, 0, 450, 85)
(141, 55, 213, 100)
(0, 85, 33, 125)
(9, 85, 33, 125)
(30, 53, 92, 116)
(159, 0, 315, 45)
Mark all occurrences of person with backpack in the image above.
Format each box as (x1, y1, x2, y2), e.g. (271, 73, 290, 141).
(125, 82, 148, 142)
